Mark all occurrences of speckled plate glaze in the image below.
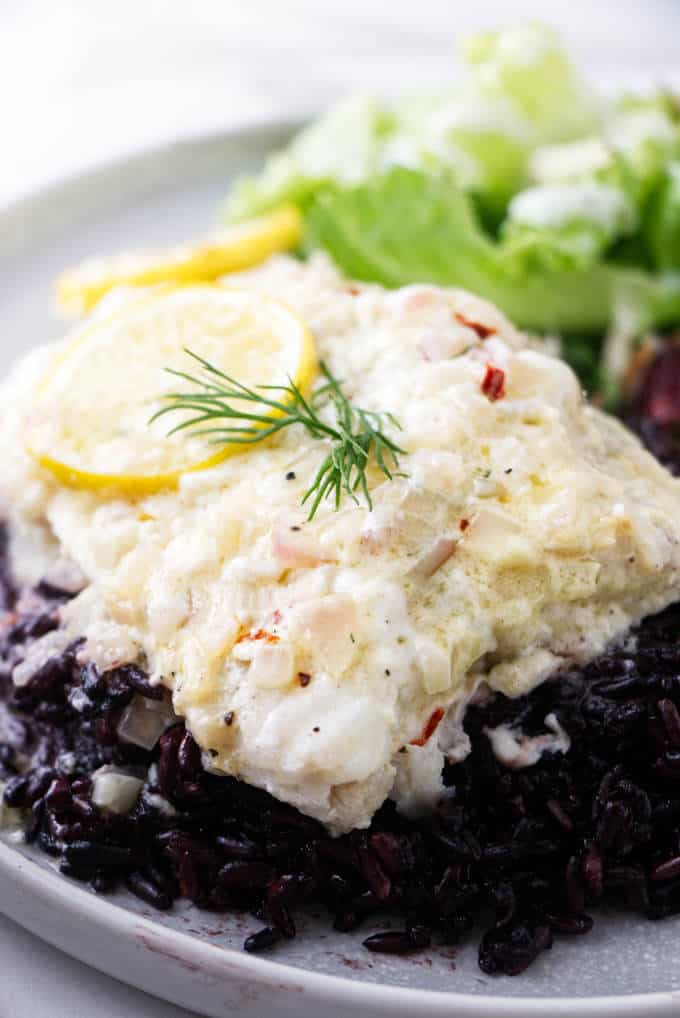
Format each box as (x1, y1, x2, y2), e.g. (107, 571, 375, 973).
(2, 125, 680, 1018)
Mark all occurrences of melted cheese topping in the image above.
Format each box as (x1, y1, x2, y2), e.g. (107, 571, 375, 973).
(2, 253, 680, 833)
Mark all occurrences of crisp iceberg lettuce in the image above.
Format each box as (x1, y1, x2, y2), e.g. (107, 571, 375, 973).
(305, 168, 680, 337)
(499, 183, 637, 273)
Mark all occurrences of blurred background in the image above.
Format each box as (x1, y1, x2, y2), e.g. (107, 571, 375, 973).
(3, 0, 680, 204)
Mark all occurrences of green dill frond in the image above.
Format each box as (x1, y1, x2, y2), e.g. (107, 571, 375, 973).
(151, 349, 406, 519)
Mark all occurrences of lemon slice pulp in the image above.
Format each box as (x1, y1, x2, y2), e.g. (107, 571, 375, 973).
(56, 205, 302, 315)
(28, 286, 317, 495)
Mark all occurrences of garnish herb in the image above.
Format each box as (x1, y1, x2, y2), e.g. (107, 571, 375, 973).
(151, 349, 405, 519)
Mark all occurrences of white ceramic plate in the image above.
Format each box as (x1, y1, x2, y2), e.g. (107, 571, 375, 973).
(2, 125, 680, 1018)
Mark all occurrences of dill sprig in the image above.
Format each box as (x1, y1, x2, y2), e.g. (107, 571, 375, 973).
(150, 348, 406, 519)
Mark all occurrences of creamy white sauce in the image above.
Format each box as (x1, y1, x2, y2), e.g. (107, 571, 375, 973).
(2, 254, 680, 833)
(485, 712, 571, 769)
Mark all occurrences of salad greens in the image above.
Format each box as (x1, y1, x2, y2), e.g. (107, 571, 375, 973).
(306, 168, 680, 334)
(224, 23, 680, 393)
(500, 183, 637, 274)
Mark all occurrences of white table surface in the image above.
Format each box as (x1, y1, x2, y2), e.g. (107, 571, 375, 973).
(1, 1, 677, 1014)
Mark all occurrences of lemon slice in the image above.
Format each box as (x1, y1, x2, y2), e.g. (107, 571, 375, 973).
(55, 205, 302, 315)
(28, 285, 317, 495)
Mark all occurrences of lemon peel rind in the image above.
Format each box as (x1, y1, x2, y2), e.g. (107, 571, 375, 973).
(55, 205, 303, 316)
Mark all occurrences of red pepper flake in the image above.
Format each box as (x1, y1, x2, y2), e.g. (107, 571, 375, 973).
(481, 364, 505, 402)
(298, 672, 311, 687)
(251, 628, 280, 643)
(409, 707, 445, 747)
(454, 311, 496, 339)
(236, 628, 280, 645)
(459, 518, 469, 532)
(346, 285, 361, 296)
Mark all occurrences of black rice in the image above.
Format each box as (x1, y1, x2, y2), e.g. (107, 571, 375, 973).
(4, 599, 680, 977)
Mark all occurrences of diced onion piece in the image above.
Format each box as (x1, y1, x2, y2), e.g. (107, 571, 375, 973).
(415, 636, 452, 694)
(116, 694, 178, 750)
(461, 508, 533, 566)
(272, 525, 330, 569)
(289, 594, 359, 674)
(409, 536, 457, 580)
(91, 765, 144, 814)
(249, 640, 296, 689)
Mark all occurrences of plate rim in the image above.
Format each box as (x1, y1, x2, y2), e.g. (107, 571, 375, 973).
(1, 120, 679, 1017)
(0, 116, 305, 219)
(4, 839, 679, 1017)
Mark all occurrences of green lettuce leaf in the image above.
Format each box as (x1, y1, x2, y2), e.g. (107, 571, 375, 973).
(498, 222, 610, 274)
(499, 182, 636, 273)
(305, 167, 680, 337)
